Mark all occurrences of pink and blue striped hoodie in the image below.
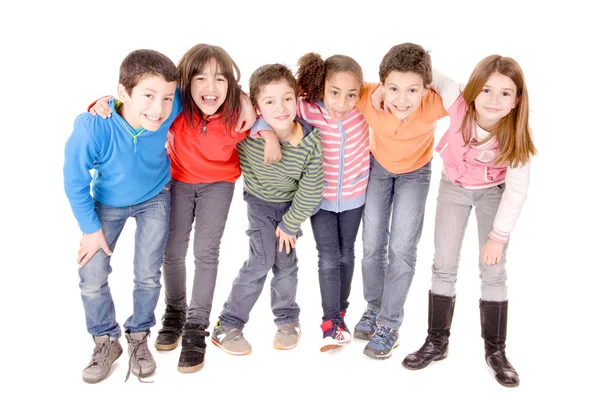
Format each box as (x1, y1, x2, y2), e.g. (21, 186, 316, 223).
(297, 98, 370, 212)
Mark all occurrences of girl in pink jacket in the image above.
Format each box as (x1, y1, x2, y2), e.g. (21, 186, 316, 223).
(402, 55, 536, 387)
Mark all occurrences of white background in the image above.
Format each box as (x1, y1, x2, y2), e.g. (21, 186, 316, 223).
(2, 0, 598, 398)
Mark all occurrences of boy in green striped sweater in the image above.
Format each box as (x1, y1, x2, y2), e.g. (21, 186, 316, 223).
(212, 64, 323, 355)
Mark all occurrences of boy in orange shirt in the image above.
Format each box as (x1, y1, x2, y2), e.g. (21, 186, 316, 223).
(353, 43, 447, 359)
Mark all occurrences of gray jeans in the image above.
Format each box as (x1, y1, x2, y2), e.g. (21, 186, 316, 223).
(219, 191, 300, 330)
(431, 173, 509, 301)
(162, 179, 235, 328)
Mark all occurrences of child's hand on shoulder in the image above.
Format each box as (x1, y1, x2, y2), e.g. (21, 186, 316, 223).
(481, 239, 504, 265)
(261, 130, 282, 164)
(275, 226, 296, 254)
(78, 228, 112, 268)
(371, 85, 387, 112)
(89, 96, 113, 119)
(235, 93, 257, 132)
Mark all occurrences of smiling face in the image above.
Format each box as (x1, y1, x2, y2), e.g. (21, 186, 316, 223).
(383, 71, 428, 121)
(190, 58, 228, 117)
(255, 79, 297, 137)
(474, 71, 518, 130)
(322, 72, 361, 121)
(119, 74, 177, 131)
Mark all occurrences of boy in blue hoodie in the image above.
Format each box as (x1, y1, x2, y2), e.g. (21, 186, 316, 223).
(63, 49, 181, 383)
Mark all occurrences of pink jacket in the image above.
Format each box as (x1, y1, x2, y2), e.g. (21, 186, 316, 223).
(435, 95, 510, 243)
(436, 96, 507, 190)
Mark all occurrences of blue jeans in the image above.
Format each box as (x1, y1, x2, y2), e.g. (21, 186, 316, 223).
(78, 187, 170, 338)
(361, 156, 432, 330)
(310, 206, 364, 323)
(219, 192, 300, 330)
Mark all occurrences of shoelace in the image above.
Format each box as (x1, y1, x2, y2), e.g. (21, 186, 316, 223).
(89, 341, 110, 368)
(125, 336, 153, 383)
(373, 327, 393, 344)
(334, 329, 346, 341)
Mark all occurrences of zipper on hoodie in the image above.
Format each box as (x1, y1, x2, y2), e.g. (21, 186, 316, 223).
(201, 117, 207, 135)
(118, 118, 145, 153)
(337, 121, 346, 213)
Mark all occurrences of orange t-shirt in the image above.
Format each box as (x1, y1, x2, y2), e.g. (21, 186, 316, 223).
(355, 82, 447, 174)
(167, 113, 248, 184)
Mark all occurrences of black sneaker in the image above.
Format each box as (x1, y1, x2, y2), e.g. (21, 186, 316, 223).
(177, 323, 209, 373)
(155, 305, 186, 351)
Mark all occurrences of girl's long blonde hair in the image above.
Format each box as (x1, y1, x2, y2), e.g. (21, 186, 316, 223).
(461, 55, 536, 167)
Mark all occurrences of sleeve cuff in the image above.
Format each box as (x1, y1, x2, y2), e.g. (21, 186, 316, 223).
(250, 117, 274, 137)
(489, 229, 509, 244)
(277, 221, 297, 237)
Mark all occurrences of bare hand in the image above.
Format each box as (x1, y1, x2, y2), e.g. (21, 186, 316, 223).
(78, 229, 112, 267)
(275, 226, 296, 254)
(261, 130, 282, 164)
(235, 93, 257, 132)
(89, 96, 114, 119)
(480, 239, 504, 265)
(371, 85, 387, 112)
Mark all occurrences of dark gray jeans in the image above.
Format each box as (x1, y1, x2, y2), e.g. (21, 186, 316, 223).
(162, 179, 235, 328)
(219, 191, 300, 330)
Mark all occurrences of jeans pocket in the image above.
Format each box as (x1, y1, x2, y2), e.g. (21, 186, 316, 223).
(160, 183, 171, 194)
(246, 229, 266, 264)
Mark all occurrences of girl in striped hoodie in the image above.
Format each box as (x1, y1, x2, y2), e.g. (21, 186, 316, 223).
(296, 54, 370, 351)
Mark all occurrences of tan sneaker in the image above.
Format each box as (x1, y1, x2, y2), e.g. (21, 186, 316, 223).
(273, 322, 301, 350)
(82, 335, 123, 384)
(125, 331, 156, 382)
(211, 320, 252, 355)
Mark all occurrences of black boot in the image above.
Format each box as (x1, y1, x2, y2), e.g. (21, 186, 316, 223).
(154, 305, 187, 351)
(177, 323, 209, 373)
(402, 291, 455, 370)
(480, 299, 520, 387)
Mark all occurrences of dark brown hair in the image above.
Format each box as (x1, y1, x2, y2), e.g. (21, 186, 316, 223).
(119, 49, 178, 94)
(461, 55, 536, 167)
(297, 53, 363, 103)
(379, 43, 432, 86)
(249, 64, 297, 105)
(178, 44, 242, 132)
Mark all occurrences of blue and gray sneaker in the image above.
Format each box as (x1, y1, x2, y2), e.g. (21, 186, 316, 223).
(354, 309, 377, 340)
(363, 326, 400, 359)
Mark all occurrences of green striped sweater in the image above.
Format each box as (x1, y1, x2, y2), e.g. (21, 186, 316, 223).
(237, 118, 323, 235)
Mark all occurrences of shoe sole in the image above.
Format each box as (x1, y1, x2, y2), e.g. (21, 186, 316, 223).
(273, 342, 299, 350)
(82, 347, 123, 384)
(320, 343, 341, 352)
(402, 354, 447, 370)
(211, 337, 251, 355)
(155, 338, 180, 351)
(177, 361, 205, 373)
(273, 332, 301, 350)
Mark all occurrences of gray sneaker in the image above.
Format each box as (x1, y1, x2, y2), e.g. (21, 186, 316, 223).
(125, 331, 156, 382)
(82, 335, 123, 384)
(273, 322, 301, 350)
(211, 320, 252, 355)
